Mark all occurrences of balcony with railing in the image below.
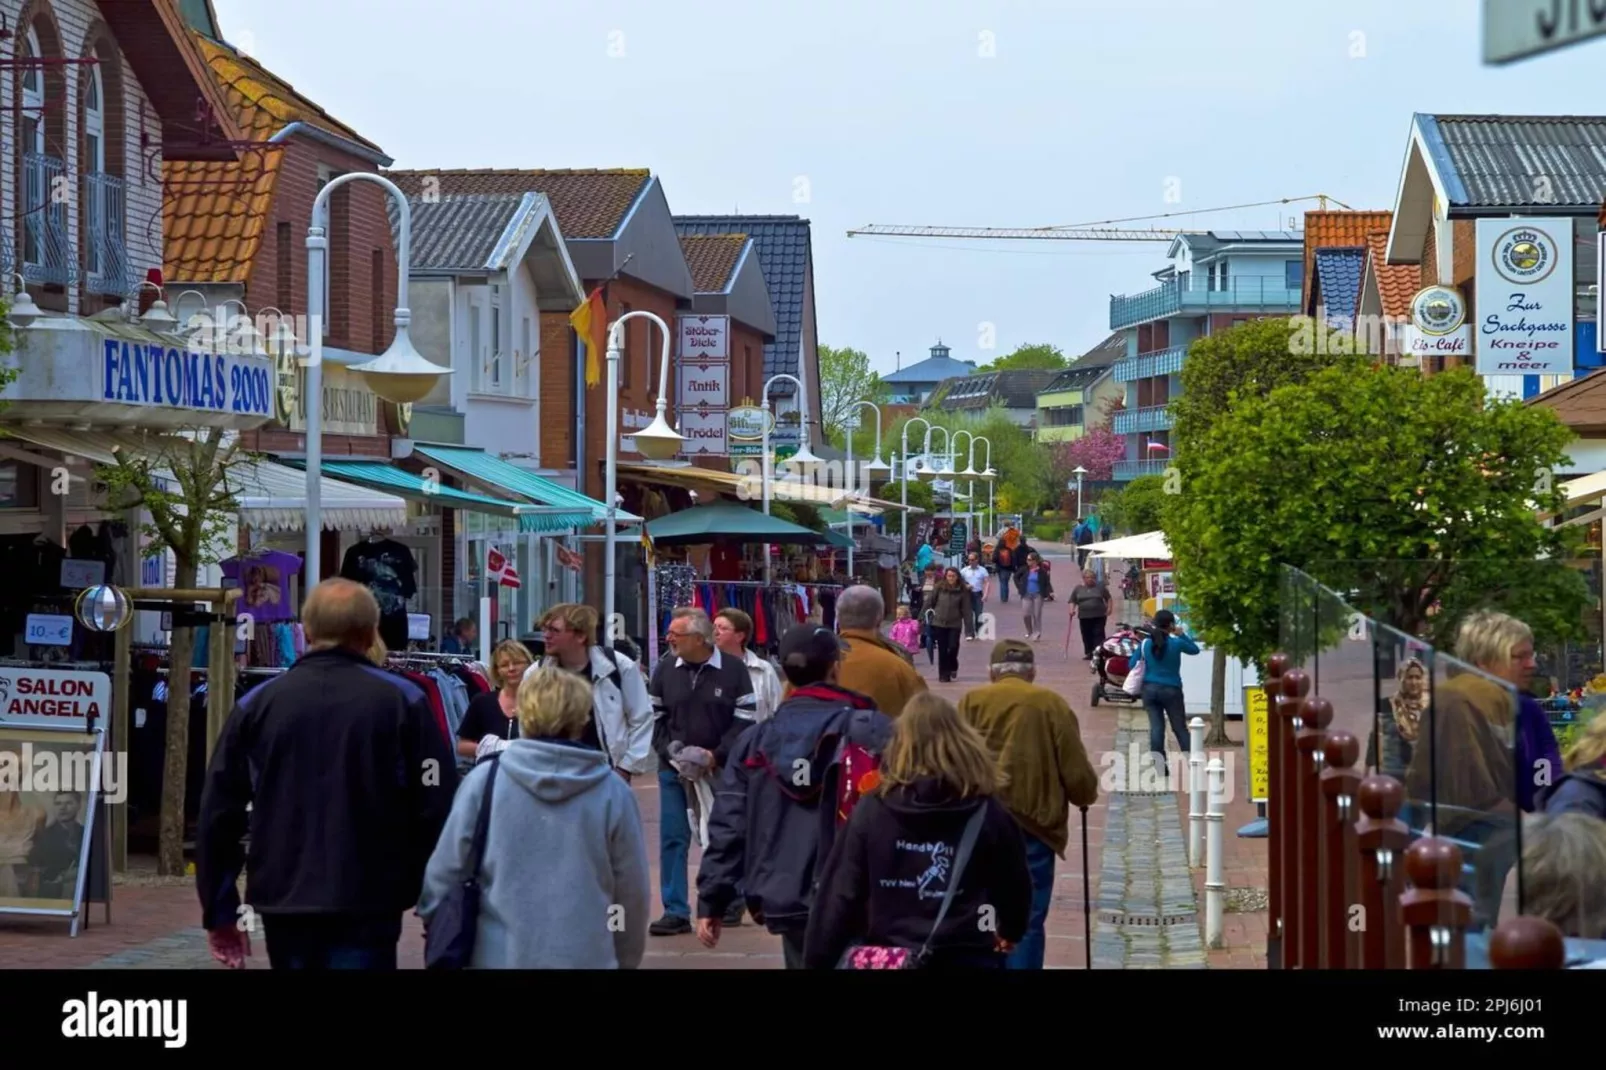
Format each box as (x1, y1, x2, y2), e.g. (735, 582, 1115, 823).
(1112, 404, 1173, 435)
(1112, 344, 1187, 382)
(1113, 458, 1172, 481)
(1111, 273, 1302, 330)
(22, 152, 70, 287)
(83, 172, 128, 296)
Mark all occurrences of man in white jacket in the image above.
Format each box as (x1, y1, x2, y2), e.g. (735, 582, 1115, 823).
(713, 608, 782, 724)
(526, 604, 654, 781)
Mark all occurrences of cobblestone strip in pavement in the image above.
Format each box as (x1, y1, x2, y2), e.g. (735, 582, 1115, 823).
(1091, 707, 1207, 969)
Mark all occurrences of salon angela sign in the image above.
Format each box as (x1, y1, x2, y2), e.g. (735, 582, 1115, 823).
(102, 339, 274, 418)
(1474, 218, 1575, 376)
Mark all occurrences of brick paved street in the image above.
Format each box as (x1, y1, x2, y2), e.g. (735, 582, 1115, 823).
(0, 546, 1269, 969)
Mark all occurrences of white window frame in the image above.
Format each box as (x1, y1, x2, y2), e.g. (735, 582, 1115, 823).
(467, 290, 484, 392)
(84, 55, 106, 276)
(519, 314, 533, 399)
(489, 282, 505, 393)
(21, 28, 45, 270)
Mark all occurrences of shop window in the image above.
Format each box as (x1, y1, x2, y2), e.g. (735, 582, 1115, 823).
(0, 462, 40, 509)
(1285, 260, 1302, 291)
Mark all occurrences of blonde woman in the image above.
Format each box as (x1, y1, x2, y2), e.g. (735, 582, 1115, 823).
(455, 640, 534, 763)
(802, 692, 1032, 969)
(1517, 811, 1606, 940)
(0, 788, 44, 898)
(1540, 713, 1606, 820)
(418, 666, 650, 968)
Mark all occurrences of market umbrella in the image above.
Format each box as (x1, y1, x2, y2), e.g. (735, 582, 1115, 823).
(1081, 531, 1170, 559)
(643, 502, 829, 547)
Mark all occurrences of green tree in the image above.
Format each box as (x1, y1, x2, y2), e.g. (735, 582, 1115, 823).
(817, 344, 886, 447)
(978, 342, 1066, 373)
(1168, 316, 1352, 742)
(1107, 474, 1167, 534)
(1167, 365, 1588, 683)
(98, 427, 256, 875)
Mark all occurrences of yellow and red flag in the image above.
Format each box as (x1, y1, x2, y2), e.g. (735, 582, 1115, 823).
(569, 286, 608, 388)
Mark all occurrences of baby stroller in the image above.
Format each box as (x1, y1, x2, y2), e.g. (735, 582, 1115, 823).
(1090, 622, 1153, 707)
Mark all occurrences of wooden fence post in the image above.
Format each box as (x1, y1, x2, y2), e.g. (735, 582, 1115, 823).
(1489, 916, 1566, 969)
(1276, 667, 1310, 966)
(1294, 694, 1332, 969)
(1354, 774, 1410, 968)
(1318, 730, 1360, 968)
(1264, 653, 1287, 969)
(1400, 837, 1472, 969)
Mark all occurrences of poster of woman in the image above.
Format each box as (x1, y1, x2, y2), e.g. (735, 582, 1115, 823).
(0, 727, 104, 915)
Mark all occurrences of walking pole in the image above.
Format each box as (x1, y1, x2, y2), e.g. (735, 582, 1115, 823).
(1080, 805, 1092, 969)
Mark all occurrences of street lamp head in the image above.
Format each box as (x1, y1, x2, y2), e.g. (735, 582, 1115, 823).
(8, 275, 41, 328)
(633, 411, 686, 460)
(981, 466, 997, 481)
(786, 442, 824, 471)
(935, 459, 958, 479)
(914, 457, 939, 482)
(1073, 466, 1089, 477)
(349, 315, 452, 404)
(863, 455, 892, 479)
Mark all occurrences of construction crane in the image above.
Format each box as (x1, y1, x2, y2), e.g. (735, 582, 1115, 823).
(847, 194, 1353, 242)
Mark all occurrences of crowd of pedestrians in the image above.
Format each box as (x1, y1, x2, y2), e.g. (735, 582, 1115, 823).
(193, 568, 1101, 970)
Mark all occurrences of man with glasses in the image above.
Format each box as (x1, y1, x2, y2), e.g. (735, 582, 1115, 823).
(647, 607, 756, 937)
(530, 604, 653, 783)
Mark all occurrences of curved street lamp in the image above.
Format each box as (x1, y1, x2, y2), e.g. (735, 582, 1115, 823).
(898, 416, 935, 558)
(918, 425, 951, 482)
(604, 309, 687, 640)
(304, 171, 452, 584)
(842, 399, 889, 576)
(760, 372, 819, 582)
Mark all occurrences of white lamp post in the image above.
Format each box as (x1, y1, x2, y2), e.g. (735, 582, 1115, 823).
(898, 416, 935, 559)
(304, 172, 452, 586)
(1073, 465, 1088, 521)
(951, 430, 976, 554)
(605, 310, 685, 642)
(760, 372, 819, 582)
(972, 436, 995, 536)
(843, 399, 890, 576)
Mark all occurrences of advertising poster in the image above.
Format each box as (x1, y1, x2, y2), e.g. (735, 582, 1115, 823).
(0, 727, 107, 916)
(1474, 217, 1575, 376)
(1244, 686, 1269, 804)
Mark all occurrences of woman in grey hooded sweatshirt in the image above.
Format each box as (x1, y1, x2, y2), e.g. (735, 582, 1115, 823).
(419, 666, 650, 968)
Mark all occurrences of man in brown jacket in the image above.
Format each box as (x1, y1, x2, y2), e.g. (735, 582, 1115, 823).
(832, 586, 927, 718)
(958, 639, 1098, 969)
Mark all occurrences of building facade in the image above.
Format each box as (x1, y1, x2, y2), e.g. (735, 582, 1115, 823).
(1108, 230, 1304, 481)
(881, 341, 977, 404)
(1035, 332, 1124, 444)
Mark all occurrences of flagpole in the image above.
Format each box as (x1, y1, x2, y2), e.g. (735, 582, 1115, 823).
(480, 542, 493, 663)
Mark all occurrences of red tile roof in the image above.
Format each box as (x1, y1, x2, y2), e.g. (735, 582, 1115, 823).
(1364, 230, 1419, 320)
(1302, 210, 1393, 309)
(386, 169, 652, 240)
(678, 234, 747, 292)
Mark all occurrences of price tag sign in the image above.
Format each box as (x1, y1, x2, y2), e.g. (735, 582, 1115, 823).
(25, 613, 74, 646)
(408, 614, 431, 642)
(61, 559, 105, 588)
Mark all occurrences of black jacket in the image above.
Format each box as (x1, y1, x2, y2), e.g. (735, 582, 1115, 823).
(1013, 564, 1053, 599)
(648, 648, 757, 767)
(695, 683, 892, 931)
(802, 778, 1031, 968)
(195, 647, 458, 929)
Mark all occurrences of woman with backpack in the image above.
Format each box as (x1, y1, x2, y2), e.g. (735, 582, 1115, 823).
(803, 692, 1032, 969)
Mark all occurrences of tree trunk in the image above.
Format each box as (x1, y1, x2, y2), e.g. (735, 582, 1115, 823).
(1205, 644, 1231, 746)
(157, 558, 199, 876)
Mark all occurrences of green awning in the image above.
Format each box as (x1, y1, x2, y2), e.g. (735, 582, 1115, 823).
(413, 444, 639, 524)
(821, 529, 854, 549)
(281, 459, 594, 534)
(645, 503, 827, 547)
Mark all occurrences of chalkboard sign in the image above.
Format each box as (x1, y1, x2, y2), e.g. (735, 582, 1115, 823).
(947, 521, 968, 556)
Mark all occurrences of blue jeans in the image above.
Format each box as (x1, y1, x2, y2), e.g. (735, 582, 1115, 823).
(1006, 834, 1056, 970)
(1143, 682, 1189, 767)
(262, 914, 400, 970)
(658, 766, 692, 918)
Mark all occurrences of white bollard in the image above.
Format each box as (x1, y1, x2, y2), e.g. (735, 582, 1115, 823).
(1205, 756, 1226, 949)
(1187, 717, 1205, 867)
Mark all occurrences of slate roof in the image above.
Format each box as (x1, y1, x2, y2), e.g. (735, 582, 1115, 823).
(1302, 210, 1392, 309)
(398, 194, 528, 272)
(674, 216, 814, 395)
(1312, 248, 1367, 327)
(679, 234, 748, 293)
(1364, 231, 1418, 320)
(929, 370, 1058, 411)
(883, 354, 979, 384)
(1527, 368, 1606, 431)
(386, 169, 652, 240)
(163, 32, 386, 283)
(1420, 114, 1606, 211)
(1041, 333, 1125, 394)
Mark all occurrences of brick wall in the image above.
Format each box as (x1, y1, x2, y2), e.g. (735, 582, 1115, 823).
(730, 321, 766, 406)
(243, 136, 397, 357)
(539, 310, 576, 466)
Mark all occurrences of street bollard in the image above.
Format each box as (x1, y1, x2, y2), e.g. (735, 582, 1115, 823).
(1205, 756, 1226, 949)
(1188, 717, 1206, 867)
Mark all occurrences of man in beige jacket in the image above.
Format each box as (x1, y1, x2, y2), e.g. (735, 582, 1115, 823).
(833, 585, 927, 718)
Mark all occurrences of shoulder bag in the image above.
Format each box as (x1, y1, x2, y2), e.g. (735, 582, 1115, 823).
(424, 754, 501, 969)
(837, 802, 988, 969)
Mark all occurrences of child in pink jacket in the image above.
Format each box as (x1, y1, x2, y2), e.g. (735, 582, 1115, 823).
(889, 604, 921, 655)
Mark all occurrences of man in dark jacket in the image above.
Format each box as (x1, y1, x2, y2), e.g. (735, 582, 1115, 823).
(695, 624, 893, 967)
(196, 579, 457, 970)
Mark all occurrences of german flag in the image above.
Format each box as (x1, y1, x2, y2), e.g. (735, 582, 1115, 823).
(569, 286, 607, 388)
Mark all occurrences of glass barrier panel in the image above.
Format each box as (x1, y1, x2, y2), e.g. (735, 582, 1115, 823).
(1417, 650, 1520, 934)
(1368, 620, 1430, 782)
(1313, 579, 1373, 750)
(1278, 566, 1318, 672)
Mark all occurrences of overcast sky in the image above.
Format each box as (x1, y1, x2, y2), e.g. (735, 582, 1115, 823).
(211, 0, 1598, 373)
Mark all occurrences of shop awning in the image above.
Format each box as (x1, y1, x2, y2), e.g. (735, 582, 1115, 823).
(284, 459, 594, 534)
(644, 502, 828, 546)
(618, 461, 920, 515)
(232, 460, 408, 533)
(411, 444, 638, 524)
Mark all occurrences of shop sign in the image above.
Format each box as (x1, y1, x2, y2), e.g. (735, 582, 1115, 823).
(726, 405, 773, 441)
(1401, 285, 1471, 362)
(679, 363, 729, 409)
(287, 365, 380, 436)
(101, 339, 272, 417)
(678, 410, 728, 456)
(0, 668, 111, 729)
(1474, 217, 1575, 376)
(678, 315, 729, 360)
